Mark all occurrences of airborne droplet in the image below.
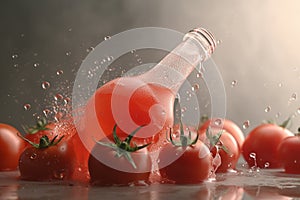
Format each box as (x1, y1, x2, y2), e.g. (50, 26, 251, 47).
(33, 63, 39, 68)
(264, 106, 271, 113)
(12, 54, 18, 59)
(191, 84, 200, 91)
(23, 104, 31, 111)
(214, 118, 222, 126)
(54, 94, 63, 101)
(242, 120, 250, 129)
(41, 81, 50, 90)
(104, 36, 111, 40)
(30, 153, 37, 160)
(56, 70, 64, 76)
(231, 80, 237, 87)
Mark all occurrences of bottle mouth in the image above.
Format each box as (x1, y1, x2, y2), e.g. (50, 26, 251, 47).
(185, 27, 217, 54)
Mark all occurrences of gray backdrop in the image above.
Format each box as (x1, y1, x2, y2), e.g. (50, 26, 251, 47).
(1, 0, 300, 135)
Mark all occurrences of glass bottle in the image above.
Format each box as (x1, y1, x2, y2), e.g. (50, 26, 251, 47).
(81, 28, 217, 152)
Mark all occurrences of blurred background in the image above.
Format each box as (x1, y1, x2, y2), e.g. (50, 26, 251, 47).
(1, 0, 300, 135)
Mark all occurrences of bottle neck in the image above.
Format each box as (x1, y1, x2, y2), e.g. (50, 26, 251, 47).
(139, 28, 217, 94)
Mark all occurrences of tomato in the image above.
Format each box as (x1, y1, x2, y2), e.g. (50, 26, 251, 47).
(199, 118, 245, 150)
(23, 118, 90, 182)
(199, 128, 240, 173)
(242, 123, 293, 169)
(0, 123, 26, 171)
(19, 135, 74, 181)
(158, 123, 212, 184)
(277, 136, 300, 174)
(88, 125, 151, 186)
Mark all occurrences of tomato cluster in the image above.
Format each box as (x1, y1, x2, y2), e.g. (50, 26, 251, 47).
(242, 119, 300, 174)
(1, 112, 299, 186)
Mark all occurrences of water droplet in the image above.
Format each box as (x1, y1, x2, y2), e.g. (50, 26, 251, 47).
(54, 94, 63, 101)
(33, 63, 39, 68)
(86, 47, 94, 52)
(278, 83, 283, 87)
(66, 51, 71, 56)
(130, 49, 136, 53)
(275, 112, 281, 118)
(41, 81, 50, 90)
(249, 152, 256, 159)
(196, 72, 203, 78)
(53, 171, 65, 180)
(214, 118, 222, 126)
(43, 109, 50, 117)
(107, 56, 113, 62)
(56, 70, 64, 75)
(12, 54, 18, 59)
(63, 97, 71, 105)
(33, 53, 38, 57)
(264, 162, 270, 168)
(13, 64, 19, 68)
(243, 120, 250, 129)
(191, 84, 200, 91)
(30, 153, 37, 160)
(181, 107, 187, 113)
(290, 93, 297, 101)
(104, 36, 111, 40)
(264, 106, 271, 113)
(23, 104, 31, 111)
(231, 80, 237, 87)
(297, 108, 300, 114)
(216, 39, 222, 45)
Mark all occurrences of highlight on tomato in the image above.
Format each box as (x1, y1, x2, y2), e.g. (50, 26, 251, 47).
(88, 124, 152, 186)
(158, 121, 213, 184)
(18, 134, 74, 181)
(277, 128, 300, 174)
(0, 123, 26, 171)
(242, 119, 294, 169)
(199, 127, 240, 173)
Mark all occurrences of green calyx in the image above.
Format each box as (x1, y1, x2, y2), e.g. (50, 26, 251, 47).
(23, 117, 51, 134)
(205, 127, 229, 154)
(18, 133, 64, 149)
(166, 121, 199, 147)
(263, 117, 292, 129)
(95, 124, 151, 169)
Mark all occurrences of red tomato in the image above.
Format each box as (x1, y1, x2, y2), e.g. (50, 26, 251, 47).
(242, 123, 293, 169)
(158, 125, 212, 184)
(24, 118, 90, 182)
(277, 136, 300, 174)
(199, 128, 240, 173)
(88, 125, 152, 186)
(0, 123, 26, 171)
(199, 118, 245, 150)
(19, 135, 74, 181)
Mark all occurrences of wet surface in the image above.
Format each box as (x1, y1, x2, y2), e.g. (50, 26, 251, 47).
(1, 168, 300, 200)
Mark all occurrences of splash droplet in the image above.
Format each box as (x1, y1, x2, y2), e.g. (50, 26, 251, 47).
(243, 120, 250, 129)
(264, 106, 271, 113)
(278, 83, 283, 87)
(214, 118, 222, 126)
(43, 109, 50, 117)
(231, 80, 237, 87)
(249, 152, 256, 159)
(196, 72, 203, 78)
(12, 54, 18, 59)
(290, 93, 297, 101)
(216, 39, 222, 45)
(33, 63, 39, 68)
(30, 153, 37, 160)
(66, 51, 71, 56)
(297, 108, 300, 114)
(130, 49, 136, 53)
(104, 36, 111, 40)
(63, 97, 71, 105)
(41, 81, 50, 90)
(191, 84, 200, 91)
(275, 112, 281, 118)
(107, 56, 113, 62)
(23, 104, 31, 111)
(86, 47, 94, 52)
(264, 162, 270, 168)
(54, 94, 63, 101)
(56, 70, 64, 75)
